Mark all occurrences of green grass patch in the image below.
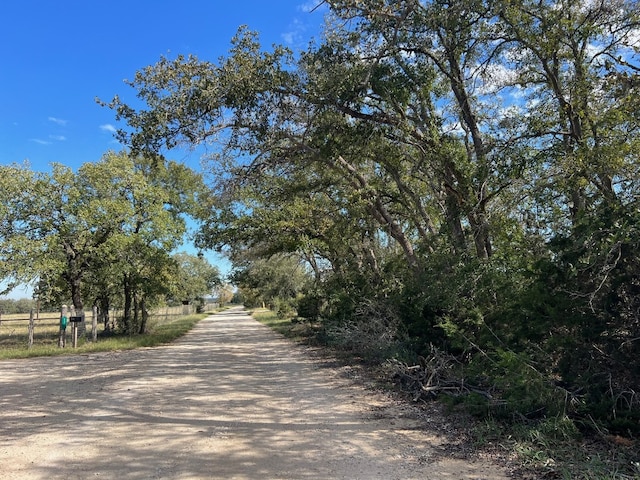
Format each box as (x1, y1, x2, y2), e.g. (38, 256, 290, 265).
(0, 313, 207, 360)
(251, 308, 294, 335)
(250, 308, 316, 342)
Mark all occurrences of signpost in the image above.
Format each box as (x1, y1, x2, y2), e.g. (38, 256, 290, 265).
(70, 315, 83, 348)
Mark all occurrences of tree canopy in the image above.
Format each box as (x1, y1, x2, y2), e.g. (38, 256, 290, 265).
(0, 151, 212, 333)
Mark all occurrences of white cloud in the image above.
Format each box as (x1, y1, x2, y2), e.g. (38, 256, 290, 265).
(281, 3, 326, 45)
(281, 18, 308, 45)
(298, 1, 326, 13)
(49, 135, 66, 141)
(48, 116, 67, 126)
(281, 31, 295, 44)
(30, 138, 51, 145)
(477, 63, 520, 95)
(629, 26, 640, 45)
(100, 124, 117, 133)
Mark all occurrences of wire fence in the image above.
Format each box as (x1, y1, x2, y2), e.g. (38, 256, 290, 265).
(0, 303, 219, 349)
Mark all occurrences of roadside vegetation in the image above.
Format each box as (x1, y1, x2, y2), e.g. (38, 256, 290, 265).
(253, 307, 640, 479)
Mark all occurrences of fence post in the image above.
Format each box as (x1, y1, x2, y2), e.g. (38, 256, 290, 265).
(92, 305, 97, 342)
(28, 309, 35, 349)
(70, 306, 77, 348)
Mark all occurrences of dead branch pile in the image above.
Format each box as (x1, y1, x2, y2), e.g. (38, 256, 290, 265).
(385, 345, 494, 402)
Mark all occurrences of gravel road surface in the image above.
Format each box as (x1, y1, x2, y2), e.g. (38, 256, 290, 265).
(0, 307, 510, 479)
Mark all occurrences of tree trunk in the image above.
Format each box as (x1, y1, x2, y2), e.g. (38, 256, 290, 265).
(133, 293, 140, 333)
(371, 197, 421, 274)
(70, 275, 86, 337)
(443, 34, 494, 260)
(122, 275, 133, 334)
(138, 298, 148, 334)
(468, 210, 492, 260)
(98, 296, 110, 332)
(443, 186, 466, 256)
(336, 155, 422, 275)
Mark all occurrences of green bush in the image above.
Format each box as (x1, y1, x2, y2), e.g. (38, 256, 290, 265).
(273, 297, 296, 319)
(463, 349, 571, 421)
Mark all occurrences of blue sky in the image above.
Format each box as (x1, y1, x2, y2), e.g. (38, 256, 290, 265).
(0, 0, 326, 297)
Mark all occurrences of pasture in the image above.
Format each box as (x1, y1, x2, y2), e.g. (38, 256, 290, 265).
(0, 305, 216, 358)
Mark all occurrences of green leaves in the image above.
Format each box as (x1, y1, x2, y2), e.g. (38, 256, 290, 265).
(0, 152, 204, 313)
(170, 252, 221, 303)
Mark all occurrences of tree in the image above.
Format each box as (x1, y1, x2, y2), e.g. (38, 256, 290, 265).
(103, 29, 440, 273)
(230, 253, 311, 312)
(214, 283, 235, 305)
(495, 0, 639, 221)
(171, 252, 221, 305)
(0, 298, 35, 315)
(0, 151, 206, 334)
(0, 161, 119, 314)
(94, 152, 205, 332)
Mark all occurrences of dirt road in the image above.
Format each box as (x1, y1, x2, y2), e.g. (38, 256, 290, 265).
(0, 307, 510, 479)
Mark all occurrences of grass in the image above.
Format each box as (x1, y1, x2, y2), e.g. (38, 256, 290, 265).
(0, 313, 209, 360)
(250, 308, 292, 333)
(250, 308, 318, 343)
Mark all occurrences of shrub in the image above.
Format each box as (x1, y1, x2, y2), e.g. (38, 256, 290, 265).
(326, 299, 407, 361)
